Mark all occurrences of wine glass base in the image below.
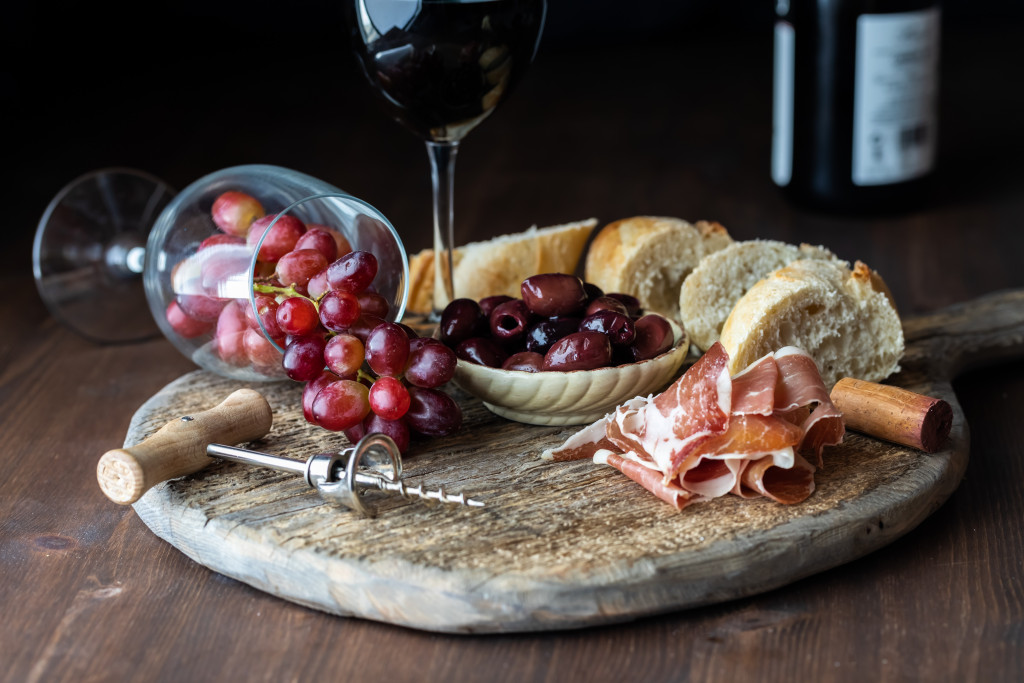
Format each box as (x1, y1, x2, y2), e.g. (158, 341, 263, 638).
(33, 168, 175, 344)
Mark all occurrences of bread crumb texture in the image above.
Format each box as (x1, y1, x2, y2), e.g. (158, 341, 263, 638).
(584, 217, 732, 320)
(718, 259, 904, 388)
(679, 239, 837, 351)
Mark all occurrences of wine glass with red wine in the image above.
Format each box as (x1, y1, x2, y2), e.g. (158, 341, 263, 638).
(347, 0, 547, 313)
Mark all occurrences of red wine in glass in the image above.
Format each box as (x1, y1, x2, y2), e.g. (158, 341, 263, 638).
(347, 0, 547, 312)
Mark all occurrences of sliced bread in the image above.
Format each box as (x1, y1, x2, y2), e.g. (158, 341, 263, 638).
(679, 239, 838, 352)
(405, 218, 597, 314)
(583, 216, 733, 320)
(718, 259, 904, 388)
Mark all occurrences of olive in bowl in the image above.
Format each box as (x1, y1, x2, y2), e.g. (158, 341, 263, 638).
(437, 274, 691, 425)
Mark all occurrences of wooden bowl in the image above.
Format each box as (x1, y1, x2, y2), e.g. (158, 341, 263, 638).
(452, 322, 690, 426)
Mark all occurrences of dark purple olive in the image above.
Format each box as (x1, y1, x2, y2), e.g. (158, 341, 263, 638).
(502, 351, 545, 372)
(631, 313, 674, 361)
(543, 331, 612, 371)
(583, 282, 605, 302)
(489, 299, 532, 343)
(579, 311, 636, 347)
(521, 274, 587, 317)
(606, 292, 643, 317)
(524, 316, 581, 354)
(440, 298, 486, 348)
(455, 336, 509, 368)
(585, 296, 629, 317)
(479, 295, 515, 318)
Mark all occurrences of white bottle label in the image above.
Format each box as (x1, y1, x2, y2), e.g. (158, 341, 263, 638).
(772, 20, 795, 187)
(852, 9, 940, 186)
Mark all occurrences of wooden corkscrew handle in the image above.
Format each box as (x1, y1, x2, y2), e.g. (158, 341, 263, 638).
(97, 388, 273, 505)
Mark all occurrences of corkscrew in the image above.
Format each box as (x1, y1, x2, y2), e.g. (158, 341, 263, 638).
(97, 389, 484, 516)
(206, 434, 484, 516)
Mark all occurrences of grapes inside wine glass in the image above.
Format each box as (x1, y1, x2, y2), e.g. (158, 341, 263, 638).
(34, 165, 409, 381)
(347, 0, 547, 312)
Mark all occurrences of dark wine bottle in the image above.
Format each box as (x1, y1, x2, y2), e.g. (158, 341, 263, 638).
(772, 0, 941, 213)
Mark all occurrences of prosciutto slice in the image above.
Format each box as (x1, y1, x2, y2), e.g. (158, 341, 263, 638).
(541, 342, 846, 511)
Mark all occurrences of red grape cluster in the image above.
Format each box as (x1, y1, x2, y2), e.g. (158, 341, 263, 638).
(439, 273, 676, 372)
(165, 190, 462, 452)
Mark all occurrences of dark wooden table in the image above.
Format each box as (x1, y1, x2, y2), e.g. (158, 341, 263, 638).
(3, 8, 1023, 682)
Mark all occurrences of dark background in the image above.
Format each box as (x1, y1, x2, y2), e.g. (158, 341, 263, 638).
(4, 1, 1024, 274)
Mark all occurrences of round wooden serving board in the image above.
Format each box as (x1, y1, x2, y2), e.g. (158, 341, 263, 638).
(127, 290, 1024, 634)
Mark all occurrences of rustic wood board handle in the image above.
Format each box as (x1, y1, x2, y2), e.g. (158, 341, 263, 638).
(124, 289, 1024, 634)
(98, 388, 273, 504)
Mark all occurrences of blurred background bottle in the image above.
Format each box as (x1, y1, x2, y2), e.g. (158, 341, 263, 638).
(772, 0, 941, 213)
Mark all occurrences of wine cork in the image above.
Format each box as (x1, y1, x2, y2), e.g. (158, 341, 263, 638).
(830, 378, 953, 453)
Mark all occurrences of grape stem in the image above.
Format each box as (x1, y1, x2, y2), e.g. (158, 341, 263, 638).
(253, 282, 306, 299)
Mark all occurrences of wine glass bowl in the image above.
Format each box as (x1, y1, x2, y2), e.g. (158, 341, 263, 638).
(347, 0, 547, 312)
(35, 164, 410, 382)
(144, 165, 409, 381)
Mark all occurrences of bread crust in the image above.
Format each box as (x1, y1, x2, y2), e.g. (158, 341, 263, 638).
(583, 216, 733, 319)
(404, 219, 597, 314)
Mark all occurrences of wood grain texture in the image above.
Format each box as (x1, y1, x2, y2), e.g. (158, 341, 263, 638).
(125, 290, 1024, 633)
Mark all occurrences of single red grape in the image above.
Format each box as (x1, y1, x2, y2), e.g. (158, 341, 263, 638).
(312, 380, 371, 431)
(177, 293, 228, 323)
(214, 300, 248, 366)
(357, 291, 390, 319)
(276, 296, 320, 336)
(361, 413, 410, 454)
(247, 214, 306, 263)
(165, 300, 213, 339)
(307, 269, 331, 301)
(211, 190, 264, 237)
(326, 250, 378, 293)
(283, 335, 328, 382)
(405, 339, 457, 388)
(244, 327, 282, 375)
(369, 376, 411, 421)
(293, 228, 339, 263)
(323, 334, 365, 377)
(302, 371, 339, 425)
(275, 249, 328, 288)
(308, 223, 352, 258)
(364, 322, 410, 377)
(319, 290, 362, 331)
(405, 387, 462, 437)
(198, 233, 246, 251)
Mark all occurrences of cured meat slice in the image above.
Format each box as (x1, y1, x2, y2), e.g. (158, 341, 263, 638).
(543, 342, 844, 512)
(615, 342, 733, 480)
(730, 353, 779, 416)
(595, 451, 695, 510)
(774, 347, 845, 465)
(739, 452, 816, 504)
(540, 397, 647, 461)
(677, 414, 803, 498)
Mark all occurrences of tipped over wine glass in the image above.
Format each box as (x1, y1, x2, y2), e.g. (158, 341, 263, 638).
(347, 0, 547, 313)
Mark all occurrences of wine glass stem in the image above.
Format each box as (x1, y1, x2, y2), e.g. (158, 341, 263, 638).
(426, 140, 459, 312)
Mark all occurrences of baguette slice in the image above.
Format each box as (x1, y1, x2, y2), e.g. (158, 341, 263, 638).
(405, 218, 597, 314)
(583, 216, 733, 320)
(718, 259, 904, 388)
(679, 239, 838, 352)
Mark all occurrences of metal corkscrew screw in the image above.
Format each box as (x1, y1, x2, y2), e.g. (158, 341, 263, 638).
(206, 433, 484, 517)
